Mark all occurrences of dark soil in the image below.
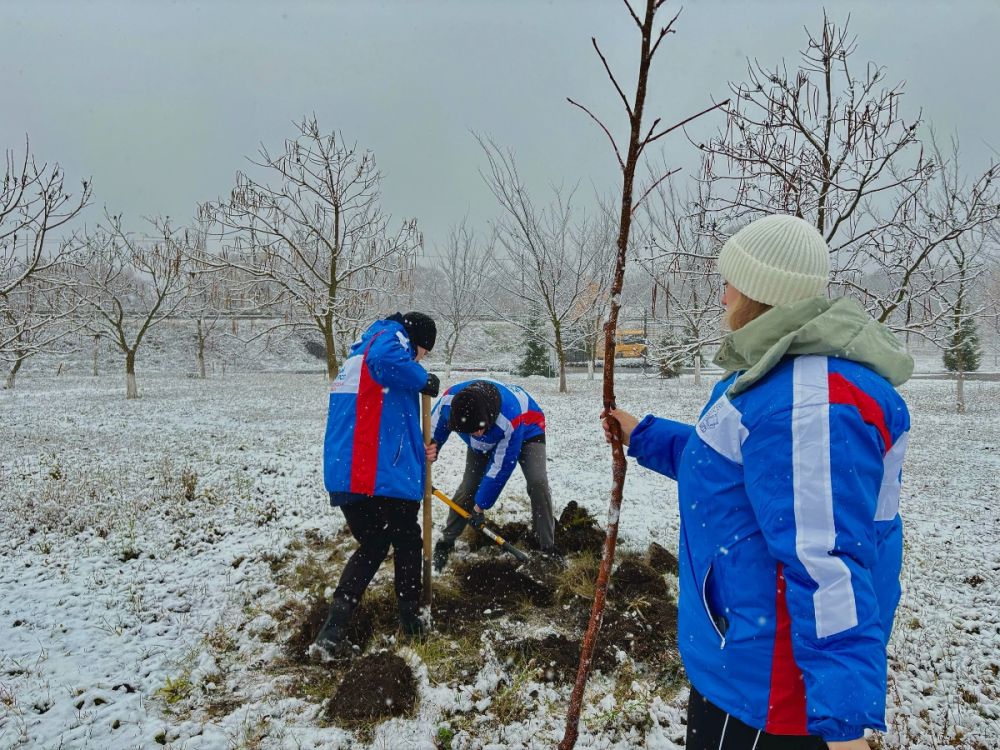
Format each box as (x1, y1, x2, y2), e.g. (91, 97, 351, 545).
(452, 558, 553, 610)
(268, 514, 680, 727)
(647, 542, 680, 576)
(505, 633, 616, 681)
(610, 557, 670, 601)
(439, 499, 605, 556)
(555, 501, 605, 554)
(281, 596, 329, 663)
(573, 555, 679, 664)
(425, 584, 491, 634)
(467, 521, 537, 552)
(600, 597, 678, 663)
(326, 651, 417, 724)
(282, 591, 397, 663)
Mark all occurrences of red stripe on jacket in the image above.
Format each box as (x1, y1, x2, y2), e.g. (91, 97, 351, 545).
(511, 410, 546, 431)
(765, 563, 808, 735)
(828, 371, 892, 454)
(350, 334, 386, 495)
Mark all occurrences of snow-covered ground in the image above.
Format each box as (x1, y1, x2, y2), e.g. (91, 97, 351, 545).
(1, 363, 998, 749)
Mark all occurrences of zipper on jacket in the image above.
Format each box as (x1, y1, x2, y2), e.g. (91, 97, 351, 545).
(701, 564, 726, 649)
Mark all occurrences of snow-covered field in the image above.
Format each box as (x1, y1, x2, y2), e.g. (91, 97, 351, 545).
(2, 366, 998, 749)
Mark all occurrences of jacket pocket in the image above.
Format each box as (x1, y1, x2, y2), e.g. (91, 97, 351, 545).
(701, 563, 727, 648)
(392, 435, 405, 466)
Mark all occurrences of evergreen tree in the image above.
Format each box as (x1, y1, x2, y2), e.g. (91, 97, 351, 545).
(943, 311, 981, 373)
(517, 310, 552, 377)
(653, 331, 686, 379)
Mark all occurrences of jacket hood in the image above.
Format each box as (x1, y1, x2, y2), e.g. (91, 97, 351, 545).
(350, 318, 412, 358)
(713, 296, 914, 396)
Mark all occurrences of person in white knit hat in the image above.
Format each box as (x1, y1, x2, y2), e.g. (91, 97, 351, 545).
(602, 214, 914, 750)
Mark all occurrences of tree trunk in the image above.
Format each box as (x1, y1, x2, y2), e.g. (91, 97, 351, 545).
(92, 336, 100, 376)
(693, 348, 702, 387)
(198, 318, 208, 380)
(554, 324, 568, 393)
(956, 369, 966, 414)
(4, 357, 24, 390)
(445, 332, 460, 381)
(323, 317, 339, 380)
(588, 316, 600, 380)
(125, 351, 139, 399)
(560, 3, 670, 746)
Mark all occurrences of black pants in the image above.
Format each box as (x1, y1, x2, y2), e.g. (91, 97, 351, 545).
(333, 497, 422, 607)
(687, 686, 829, 750)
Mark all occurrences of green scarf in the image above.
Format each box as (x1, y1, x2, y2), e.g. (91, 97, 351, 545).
(713, 296, 914, 396)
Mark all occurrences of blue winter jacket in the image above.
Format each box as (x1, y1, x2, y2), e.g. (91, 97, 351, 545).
(323, 318, 429, 504)
(629, 354, 909, 741)
(430, 380, 545, 510)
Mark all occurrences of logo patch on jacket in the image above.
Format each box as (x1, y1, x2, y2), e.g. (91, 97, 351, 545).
(696, 396, 748, 465)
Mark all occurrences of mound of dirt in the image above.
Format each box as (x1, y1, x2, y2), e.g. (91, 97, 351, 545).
(452, 558, 553, 609)
(505, 633, 616, 682)
(599, 597, 678, 663)
(326, 651, 417, 724)
(647, 542, 679, 576)
(555, 501, 605, 555)
(611, 557, 669, 601)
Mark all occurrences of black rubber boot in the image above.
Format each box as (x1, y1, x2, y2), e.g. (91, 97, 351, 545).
(398, 600, 425, 638)
(310, 598, 354, 661)
(432, 540, 454, 573)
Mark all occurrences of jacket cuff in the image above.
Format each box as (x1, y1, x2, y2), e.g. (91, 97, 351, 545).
(626, 414, 658, 459)
(813, 718, 871, 743)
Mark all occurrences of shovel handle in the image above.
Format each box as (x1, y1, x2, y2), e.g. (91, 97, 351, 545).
(432, 487, 531, 563)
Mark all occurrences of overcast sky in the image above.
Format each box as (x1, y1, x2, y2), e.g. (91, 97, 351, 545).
(4, 0, 998, 256)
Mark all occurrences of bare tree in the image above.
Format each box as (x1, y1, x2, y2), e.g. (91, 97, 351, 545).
(861, 138, 1000, 333)
(913, 139, 1000, 412)
(1, 139, 91, 384)
(76, 214, 190, 399)
(479, 136, 615, 393)
(559, 1, 727, 746)
(696, 13, 935, 286)
(2, 276, 72, 388)
(427, 219, 494, 379)
(201, 116, 420, 380)
(182, 218, 228, 378)
(639, 179, 724, 385)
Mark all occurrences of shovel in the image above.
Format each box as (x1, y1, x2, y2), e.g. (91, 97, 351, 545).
(431, 487, 530, 563)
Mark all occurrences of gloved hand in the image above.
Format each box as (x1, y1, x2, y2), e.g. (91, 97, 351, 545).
(420, 373, 440, 398)
(467, 507, 486, 530)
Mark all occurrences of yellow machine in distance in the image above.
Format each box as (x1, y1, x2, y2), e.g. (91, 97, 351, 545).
(614, 329, 648, 358)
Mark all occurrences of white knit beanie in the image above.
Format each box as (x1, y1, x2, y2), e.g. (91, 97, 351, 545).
(717, 214, 830, 306)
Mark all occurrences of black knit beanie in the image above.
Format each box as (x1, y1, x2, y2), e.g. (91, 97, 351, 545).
(389, 311, 436, 351)
(448, 381, 501, 433)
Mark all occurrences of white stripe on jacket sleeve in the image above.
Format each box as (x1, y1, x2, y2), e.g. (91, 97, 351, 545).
(791, 355, 858, 639)
(430, 394, 453, 439)
(876, 431, 908, 521)
(486, 414, 513, 479)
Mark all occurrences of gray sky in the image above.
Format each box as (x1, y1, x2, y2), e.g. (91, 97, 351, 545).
(4, 0, 998, 255)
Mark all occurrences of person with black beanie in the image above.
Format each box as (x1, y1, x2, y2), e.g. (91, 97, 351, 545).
(426, 379, 557, 571)
(313, 311, 440, 660)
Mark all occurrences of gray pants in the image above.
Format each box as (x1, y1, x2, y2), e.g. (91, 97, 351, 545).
(440, 440, 555, 550)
